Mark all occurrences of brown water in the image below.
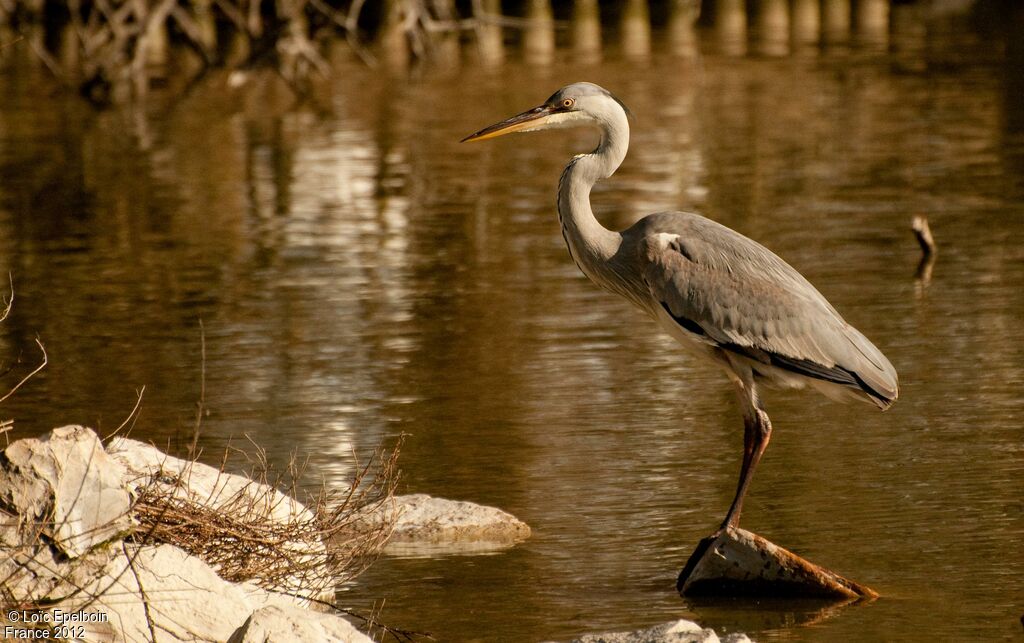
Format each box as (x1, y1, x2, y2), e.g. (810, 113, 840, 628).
(2, 6, 1023, 642)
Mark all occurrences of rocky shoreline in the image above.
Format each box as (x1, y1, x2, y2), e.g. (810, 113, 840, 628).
(0, 426, 531, 642)
(1, 426, 751, 642)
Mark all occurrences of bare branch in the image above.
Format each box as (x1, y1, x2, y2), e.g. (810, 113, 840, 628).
(121, 542, 158, 643)
(105, 386, 146, 442)
(0, 337, 47, 404)
(189, 319, 206, 456)
(0, 273, 12, 323)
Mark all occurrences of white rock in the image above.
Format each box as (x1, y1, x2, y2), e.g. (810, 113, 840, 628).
(84, 543, 321, 643)
(384, 494, 530, 556)
(0, 425, 130, 558)
(93, 543, 263, 642)
(567, 619, 753, 643)
(227, 604, 373, 643)
(0, 528, 116, 606)
(390, 493, 531, 542)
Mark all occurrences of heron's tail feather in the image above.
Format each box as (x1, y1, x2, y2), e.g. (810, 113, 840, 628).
(841, 328, 899, 410)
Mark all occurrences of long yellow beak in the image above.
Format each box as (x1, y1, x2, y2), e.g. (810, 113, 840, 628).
(461, 104, 557, 142)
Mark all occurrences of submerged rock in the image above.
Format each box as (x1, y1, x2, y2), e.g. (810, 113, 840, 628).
(677, 527, 877, 599)
(384, 493, 531, 555)
(567, 619, 753, 643)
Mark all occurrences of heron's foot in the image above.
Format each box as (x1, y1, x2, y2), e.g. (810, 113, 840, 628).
(715, 510, 741, 535)
(709, 513, 743, 540)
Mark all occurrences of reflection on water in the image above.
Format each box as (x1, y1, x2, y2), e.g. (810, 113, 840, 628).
(620, 0, 652, 61)
(791, 0, 821, 47)
(2, 4, 1024, 642)
(714, 0, 748, 56)
(523, 0, 556, 66)
(572, 0, 603, 63)
(822, 0, 852, 44)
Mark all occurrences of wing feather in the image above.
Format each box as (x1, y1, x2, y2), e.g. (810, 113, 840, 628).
(633, 213, 898, 407)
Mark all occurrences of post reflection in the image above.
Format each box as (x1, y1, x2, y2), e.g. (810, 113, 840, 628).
(856, 0, 890, 49)
(715, 0, 748, 57)
(572, 0, 602, 63)
(475, 0, 505, 65)
(620, 0, 651, 61)
(523, 0, 555, 65)
(791, 0, 821, 49)
(756, 0, 790, 57)
(432, 0, 461, 69)
(666, 0, 700, 59)
(822, 0, 852, 45)
(379, 0, 410, 68)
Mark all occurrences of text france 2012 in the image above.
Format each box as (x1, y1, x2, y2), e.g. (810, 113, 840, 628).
(4, 609, 109, 640)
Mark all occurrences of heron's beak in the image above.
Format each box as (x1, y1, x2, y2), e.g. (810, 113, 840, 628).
(461, 104, 558, 142)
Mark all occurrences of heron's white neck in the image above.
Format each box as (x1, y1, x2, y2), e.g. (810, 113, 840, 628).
(557, 114, 628, 278)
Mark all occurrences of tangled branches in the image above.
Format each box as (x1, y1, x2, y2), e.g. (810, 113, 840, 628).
(0, 0, 486, 104)
(125, 436, 402, 599)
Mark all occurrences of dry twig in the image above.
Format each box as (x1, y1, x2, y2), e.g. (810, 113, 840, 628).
(0, 277, 47, 409)
(128, 436, 403, 599)
(0, 337, 47, 404)
(189, 319, 205, 455)
(106, 386, 146, 441)
(0, 273, 12, 323)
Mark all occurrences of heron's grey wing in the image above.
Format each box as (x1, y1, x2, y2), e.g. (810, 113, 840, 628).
(638, 215, 898, 407)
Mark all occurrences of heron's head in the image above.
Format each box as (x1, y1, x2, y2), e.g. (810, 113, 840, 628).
(461, 82, 631, 143)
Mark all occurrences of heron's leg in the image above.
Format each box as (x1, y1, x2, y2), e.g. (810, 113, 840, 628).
(719, 383, 773, 532)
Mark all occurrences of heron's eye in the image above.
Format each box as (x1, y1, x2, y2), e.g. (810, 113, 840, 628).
(561, 98, 575, 109)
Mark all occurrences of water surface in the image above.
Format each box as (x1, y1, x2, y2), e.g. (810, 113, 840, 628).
(1, 8, 1022, 642)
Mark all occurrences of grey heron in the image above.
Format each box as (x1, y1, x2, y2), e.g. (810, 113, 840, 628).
(462, 82, 898, 533)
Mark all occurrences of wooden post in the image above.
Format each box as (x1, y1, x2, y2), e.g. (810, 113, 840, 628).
(911, 215, 936, 257)
(912, 214, 937, 284)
